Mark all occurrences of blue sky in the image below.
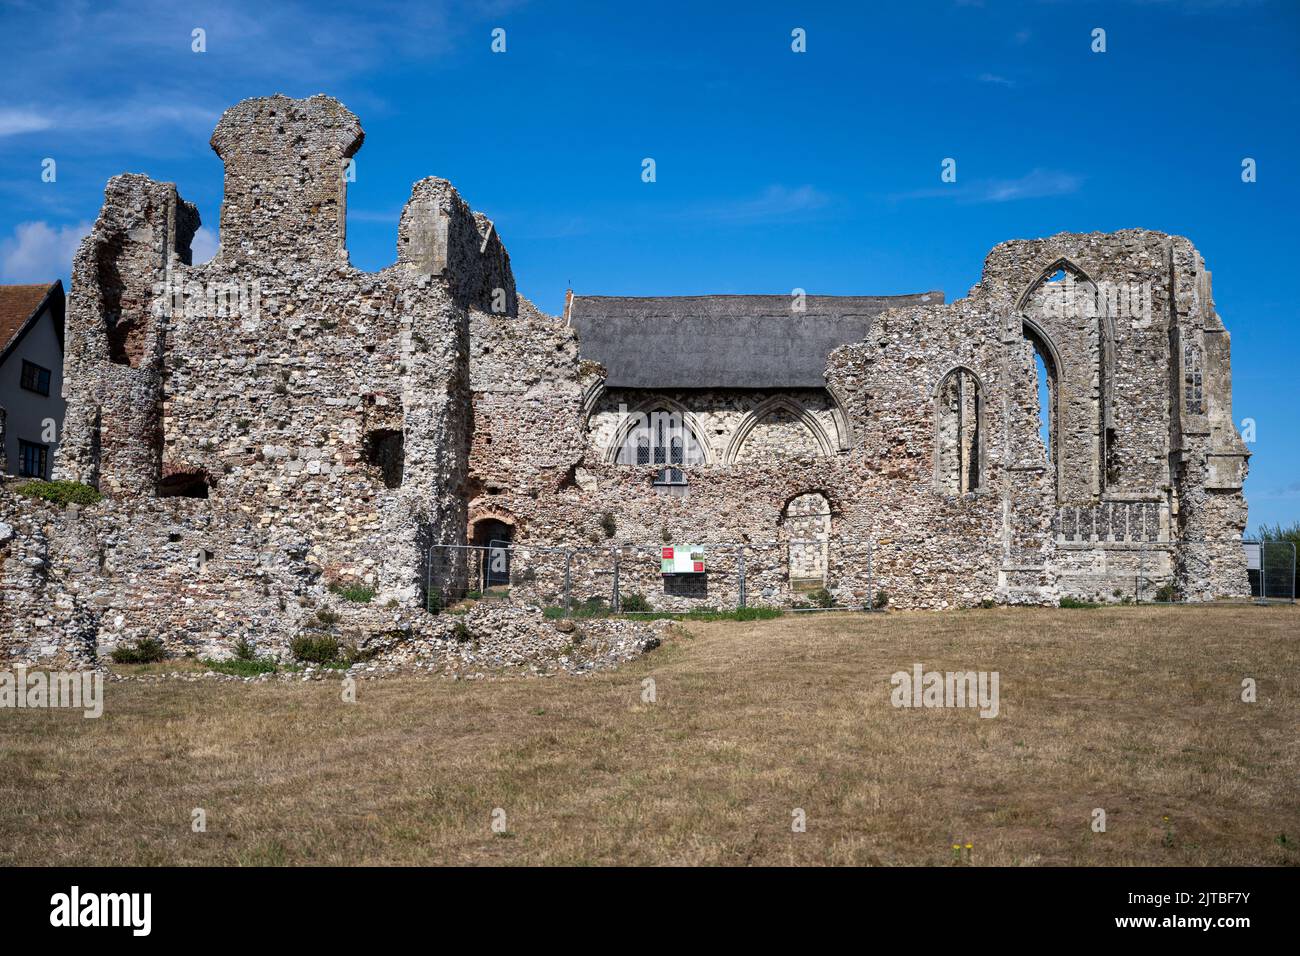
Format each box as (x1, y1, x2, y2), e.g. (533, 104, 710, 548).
(1, 0, 1297, 529)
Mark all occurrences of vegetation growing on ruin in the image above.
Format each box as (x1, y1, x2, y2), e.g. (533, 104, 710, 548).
(14, 480, 103, 507)
(328, 582, 375, 603)
(618, 593, 650, 612)
(805, 587, 836, 609)
(199, 636, 281, 675)
(1152, 584, 1180, 603)
(291, 634, 341, 665)
(204, 655, 279, 677)
(109, 637, 167, 664)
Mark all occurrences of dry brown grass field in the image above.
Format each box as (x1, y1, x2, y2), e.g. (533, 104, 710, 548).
(2, 605, 1297, 866)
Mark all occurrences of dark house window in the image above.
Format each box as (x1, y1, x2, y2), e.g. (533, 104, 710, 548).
(20, 360, 51, 396)
(19, 440, 49, 479)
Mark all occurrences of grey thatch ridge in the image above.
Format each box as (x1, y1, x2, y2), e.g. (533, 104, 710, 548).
(568, 292, 944, 388)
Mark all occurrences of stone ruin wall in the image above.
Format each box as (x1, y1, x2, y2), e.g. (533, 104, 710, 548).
(1, 95, 518, 665)
(464, 284, 1026, 612)
(465, 231, 1250, 612)
(0, 94, 1254, 667)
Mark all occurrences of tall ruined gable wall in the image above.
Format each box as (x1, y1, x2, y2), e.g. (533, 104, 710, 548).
(968, 230, 1249, 600)
(57, 174, 199, 495)
(827, 296, 1042, 605)
(975, 230, 1175, 500)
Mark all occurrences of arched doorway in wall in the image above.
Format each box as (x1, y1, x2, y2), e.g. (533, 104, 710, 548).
(783, 491, 832, 592)
(470, 516, 514, 590)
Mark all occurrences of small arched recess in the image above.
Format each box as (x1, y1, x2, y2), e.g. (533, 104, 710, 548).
(933, 366, 983, 494)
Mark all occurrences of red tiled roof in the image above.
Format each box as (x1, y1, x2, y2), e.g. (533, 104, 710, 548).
(0, 283, 56, 354)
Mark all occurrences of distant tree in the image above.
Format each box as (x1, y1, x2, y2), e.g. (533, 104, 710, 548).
(1255, 521, 1300, 599)
(1256, 520, 1300, 545)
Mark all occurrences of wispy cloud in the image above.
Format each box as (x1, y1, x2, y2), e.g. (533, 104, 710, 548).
(4, 1, 512, 86)
(681, 184, 833, 224)
(1250, 480, 1300, 502)
(0, 109, 55, 138)
(0, 220, 91, 282)
(0, 100, 221, 139)
(892, 168, 1083, 204)
(0, 1, 528, 150)
(977, 72, 1015, 87)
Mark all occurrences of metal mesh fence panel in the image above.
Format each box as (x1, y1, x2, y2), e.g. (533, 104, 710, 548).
(425, 544, 571, 613)
(427, 540, 879, 615)
(426, 537, 1285, 614)
(1250, 539, 1297, 602)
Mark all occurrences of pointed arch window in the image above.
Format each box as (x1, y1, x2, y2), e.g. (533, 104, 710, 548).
(1022, 321, 1061, 496)
(616, 408, 705, 467)
(1016, 259, 1115, 497)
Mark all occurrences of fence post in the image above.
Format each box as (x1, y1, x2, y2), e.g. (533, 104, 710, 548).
(1261, 543, 1268, 603)
(867, 539, 874, 612)
(612, 547, 620, 612)
(738, 545, 746, 610)
(1135, 548, 1142, 605)
(563, 550, 574, 618)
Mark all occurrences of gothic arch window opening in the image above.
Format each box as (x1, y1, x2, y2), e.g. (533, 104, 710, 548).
(617, 407, 704, 469)
(1021, 322, 1061, 496)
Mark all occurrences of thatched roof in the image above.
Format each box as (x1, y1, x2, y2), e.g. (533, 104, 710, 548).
(567, 292, 942, 388)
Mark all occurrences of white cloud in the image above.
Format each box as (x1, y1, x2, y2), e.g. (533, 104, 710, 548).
(0, 221, 91, 283)
(686, 184, 832, 223)
(190, 226, 218, 265)
(0, 100, 220, 139)
(892, 168, 1082, 204)
(0, 109, 55, 138)
(978, 73, 1015, 87)
(976, 169, 1082, 202)
(73, 101, 220, 135)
